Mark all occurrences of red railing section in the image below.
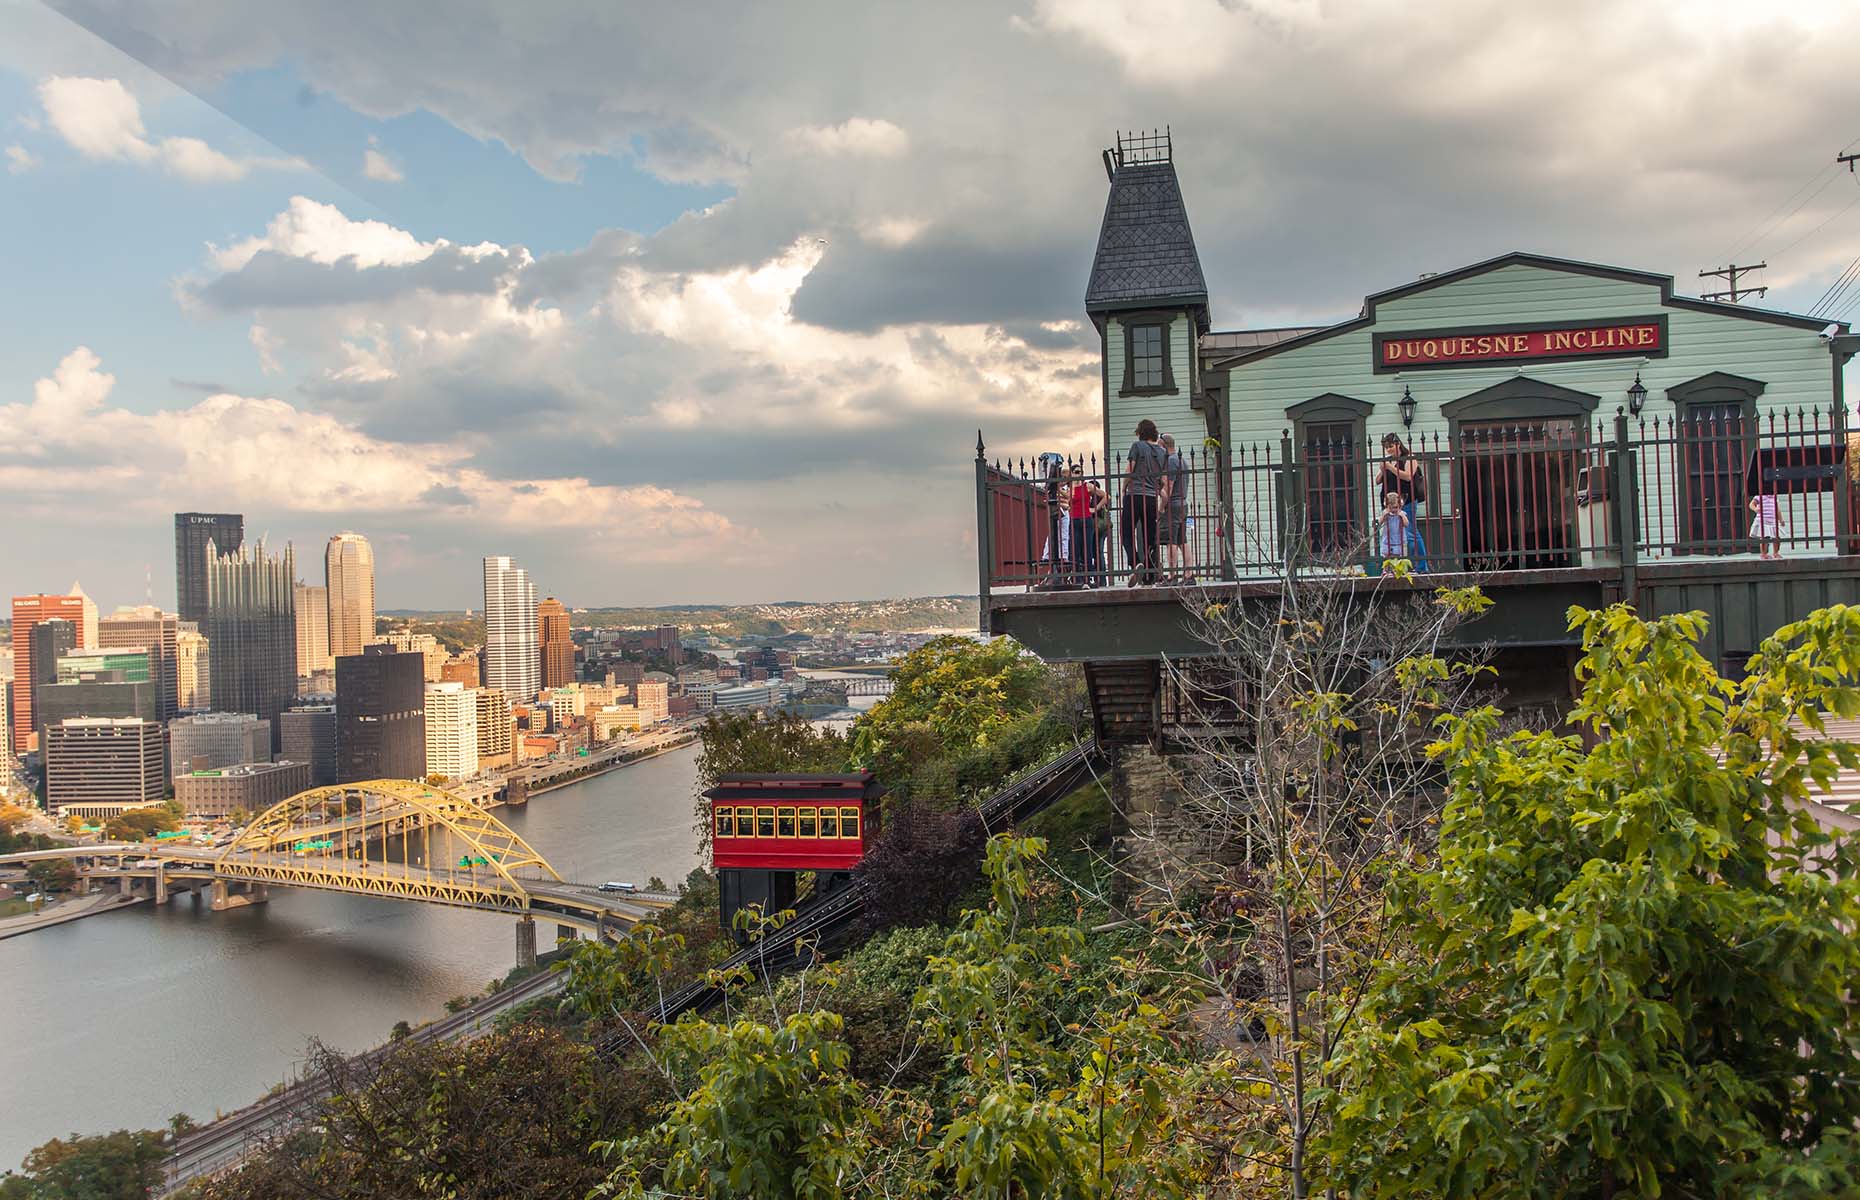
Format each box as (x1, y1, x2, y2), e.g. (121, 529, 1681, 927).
(975, 406, 1854, 593)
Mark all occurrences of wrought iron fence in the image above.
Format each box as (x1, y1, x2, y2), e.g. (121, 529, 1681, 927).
(976, 405, 1854, 594)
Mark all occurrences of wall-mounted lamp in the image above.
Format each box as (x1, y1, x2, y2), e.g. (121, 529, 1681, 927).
(1398, 385, 1416, 428)
(1626, 372, 1647, 416)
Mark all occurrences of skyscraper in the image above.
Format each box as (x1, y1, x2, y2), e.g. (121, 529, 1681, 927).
(169, 712, 270, 774)
(67, 582, 99, 648)
(335, 645, 426, 782)
(176, 623, 209, 710)
(423, 682, 479, 780)
(25, 617, 76, 753)
(100, 606, 180, 720)
(482, 556, 539, 703)
(280, 705, 338, 786)
(475, 686, 514, 770)
(11, 593, 90, 753)
(294, 583, 331, 678)
(538, 597, 574, 688)
(174, 513, 244, 627)
(42, 718, 165, 819)
(36, 647, 159, 758)
(325, 532, 376, 661)
(206, 538, 297, 751)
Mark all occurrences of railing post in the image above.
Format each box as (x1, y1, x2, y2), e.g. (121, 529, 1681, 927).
(1216, 436, 1236, 582)
(1834, 402, 1853, 556)
(1612, 407, 1639, 605)
(1276, 429, 1298, 569)
(974, 431, 992, 628)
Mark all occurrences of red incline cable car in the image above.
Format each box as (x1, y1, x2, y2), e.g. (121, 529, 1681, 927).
(705, 772, 883, 935)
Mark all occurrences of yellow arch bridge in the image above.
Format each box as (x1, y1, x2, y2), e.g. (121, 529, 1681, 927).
(3, 781, 673, 962)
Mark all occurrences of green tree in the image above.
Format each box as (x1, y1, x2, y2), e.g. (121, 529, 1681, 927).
(692, 710, 848, 848)
(849, 636, 1051, 784)
(25, 860, 77, 894)
(1326, 605, 1860, 1198)
(914, 835, 1200, 1198)
(200, 1027, 639, 1200)
(101, 807, 177, 843)
(0, 1129, 167, 1199)
(595, 1009, 875, 1199)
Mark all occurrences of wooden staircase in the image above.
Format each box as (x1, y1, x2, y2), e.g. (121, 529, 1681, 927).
(1084, 660, 1161, 747)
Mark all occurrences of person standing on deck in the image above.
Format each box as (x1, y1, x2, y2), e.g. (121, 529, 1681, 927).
(1123, 420, 1169, 585)
(1159, 434, 1195, 584)
(1379, 433, 1430, 571)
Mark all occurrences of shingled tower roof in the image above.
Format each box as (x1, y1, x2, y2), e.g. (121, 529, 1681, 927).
(1085, 129, 1209, 323)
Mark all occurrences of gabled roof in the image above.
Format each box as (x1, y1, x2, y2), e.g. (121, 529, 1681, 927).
(1206, 251, 1848, 371)
(1085, 160, 1209, 319)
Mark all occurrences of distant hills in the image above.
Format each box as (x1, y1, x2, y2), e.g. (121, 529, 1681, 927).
(379, 595, 979, 640)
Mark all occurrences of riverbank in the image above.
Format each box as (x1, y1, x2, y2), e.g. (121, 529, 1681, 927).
(522, 731, 698, 799)
(0, 743, 704, 1169)
(0, 890, 143, 941)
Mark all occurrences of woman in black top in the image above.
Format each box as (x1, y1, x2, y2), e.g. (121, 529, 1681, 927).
(1378, 433, 1430, 571)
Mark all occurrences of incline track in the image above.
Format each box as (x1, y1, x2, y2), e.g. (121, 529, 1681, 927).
(164, 742, 1108, 1190)
(602, 741, 1109, 1039)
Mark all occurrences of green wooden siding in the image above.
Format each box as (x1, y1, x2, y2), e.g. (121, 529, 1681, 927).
(1104, 312, 1200, 455)
(1214, 263, 1840, 566)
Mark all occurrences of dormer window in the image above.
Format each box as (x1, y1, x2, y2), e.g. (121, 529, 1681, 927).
(1120, 316, 1176, 395)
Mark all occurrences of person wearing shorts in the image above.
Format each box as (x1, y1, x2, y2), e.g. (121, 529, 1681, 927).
(1158, 433, 1193, 583)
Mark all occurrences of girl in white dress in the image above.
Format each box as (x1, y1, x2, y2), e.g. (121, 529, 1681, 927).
(1748, 492, 1785, 560)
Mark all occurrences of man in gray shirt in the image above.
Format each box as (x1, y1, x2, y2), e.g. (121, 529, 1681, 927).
(1159, 433, 1193, 583)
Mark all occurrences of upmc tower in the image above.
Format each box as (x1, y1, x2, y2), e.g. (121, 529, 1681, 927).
(174, 513, 244, 626)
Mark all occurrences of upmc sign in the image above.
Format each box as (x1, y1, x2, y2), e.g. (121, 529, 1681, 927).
(1373, 315, 1667, 372)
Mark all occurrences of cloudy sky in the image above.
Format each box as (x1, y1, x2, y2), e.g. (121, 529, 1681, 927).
(4, 0, 1859, 611)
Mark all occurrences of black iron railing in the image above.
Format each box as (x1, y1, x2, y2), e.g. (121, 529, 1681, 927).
(976, 406, 1855, 594)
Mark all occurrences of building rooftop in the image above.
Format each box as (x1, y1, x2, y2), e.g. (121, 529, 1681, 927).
(186, 760, 302, 778)
(1085, 132, 1208, 319)
(1201, 326, 1330, 360)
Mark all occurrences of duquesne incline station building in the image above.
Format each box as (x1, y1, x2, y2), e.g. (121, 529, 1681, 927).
(976, 130, 1860, 749)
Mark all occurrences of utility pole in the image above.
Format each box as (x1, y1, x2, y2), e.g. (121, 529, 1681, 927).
(1700, 262, 1767, 304)
(1840, 151, 1859, 173)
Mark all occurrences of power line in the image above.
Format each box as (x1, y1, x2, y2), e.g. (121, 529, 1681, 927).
(1809, 254, 1860, 318)
(1721, 137, 1860, 264)
(1773, 173, 1860, 262)
(1725, 167, 1840, 261)
(1699, 261, 1768, 304)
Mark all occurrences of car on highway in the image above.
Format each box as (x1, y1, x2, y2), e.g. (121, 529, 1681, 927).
(597, 881, 637, 894)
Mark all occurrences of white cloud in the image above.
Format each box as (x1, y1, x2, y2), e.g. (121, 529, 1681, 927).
(362, 146, 404, 182)
(4, 145, 36, 174)
(1024, 0, 1318, 85)
(210, 195, 439, 271)
(159, 134, 248, 182)
(784, 117, 910, 158)
(30, 345, 116, 425)
(248, 323, 283, 374)
(38, 76, 154, 162)
(861, 216, 928, 247)
(36, 75, 304, 182)
(1, 348, 742, 556)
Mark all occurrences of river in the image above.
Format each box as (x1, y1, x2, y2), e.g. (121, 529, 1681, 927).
(0, 743, 702, 1170)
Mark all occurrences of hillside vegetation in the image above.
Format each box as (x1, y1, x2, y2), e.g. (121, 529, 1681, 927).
(16, 607, 1860, 1199)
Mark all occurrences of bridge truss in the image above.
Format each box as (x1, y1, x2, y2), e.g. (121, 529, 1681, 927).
(215, 780, 563, 915)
